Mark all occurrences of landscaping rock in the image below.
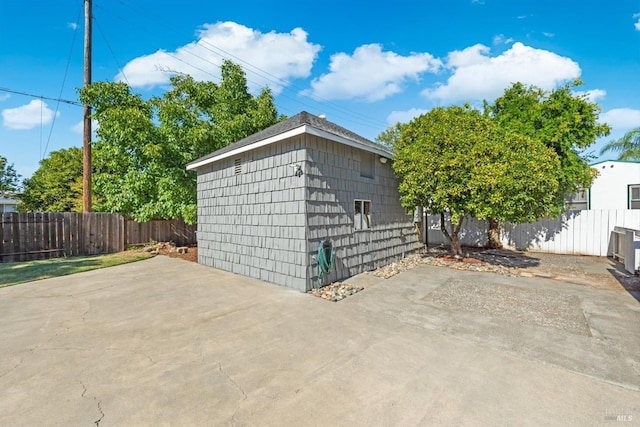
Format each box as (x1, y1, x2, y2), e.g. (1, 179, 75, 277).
(370, 249, 519, 279)
(310, 282, 364, 302)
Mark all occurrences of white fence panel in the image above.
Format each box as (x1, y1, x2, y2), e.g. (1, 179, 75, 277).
(424, 210, 640, 257)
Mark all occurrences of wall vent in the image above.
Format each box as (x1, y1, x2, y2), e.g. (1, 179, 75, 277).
(234, 158, 242, 174)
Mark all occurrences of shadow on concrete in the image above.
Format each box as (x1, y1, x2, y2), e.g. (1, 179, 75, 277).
(466, 248, 542, 269)
(423, 245, 541, 269)
(606, 263, 640, 302)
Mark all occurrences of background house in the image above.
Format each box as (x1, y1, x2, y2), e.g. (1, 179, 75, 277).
(0, 192, 19, 213)
(566, 160, 640, 210)
(187, 111, 417, 291)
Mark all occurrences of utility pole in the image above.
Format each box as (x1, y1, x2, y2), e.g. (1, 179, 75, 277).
(83, 0, 92, 212)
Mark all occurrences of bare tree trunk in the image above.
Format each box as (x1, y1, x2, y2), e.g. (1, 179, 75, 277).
(440, 212, 464, 257)
(486, 217, 503, 249)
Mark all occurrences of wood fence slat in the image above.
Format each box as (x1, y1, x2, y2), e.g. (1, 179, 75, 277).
(63, 213, 72, 257)
(1, 213, 196, 263)
(56, 213, 64, 258)
(119, 215, 125, 252)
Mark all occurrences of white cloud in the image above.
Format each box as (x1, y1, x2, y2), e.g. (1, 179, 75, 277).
(493, 34, 514, 45)
(304, 44, 442, 102)
(1, 100, 59, 130)
(446, 44, 490, 68)
(387, 108, 430, 125)
(67, 22, 78, 30)
(0, 93, 10, 102)
(600, 108, 640, 129)
(634, 13, 640, 31)
(116, 21, 321, 94)
(422, 42, 581, 103)
(542, 32, 555, 38)
(574, 89, 606, 103)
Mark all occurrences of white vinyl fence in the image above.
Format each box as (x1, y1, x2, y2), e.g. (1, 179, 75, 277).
(424, 209, 640, 257)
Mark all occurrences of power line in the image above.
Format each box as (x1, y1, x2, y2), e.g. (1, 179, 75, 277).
(94, 17, 130, 85)
(43, 0, 84, 159)
(94, 0, 389, 133)
(0, 87, 82, 106)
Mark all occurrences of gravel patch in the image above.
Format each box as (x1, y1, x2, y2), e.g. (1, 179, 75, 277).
(310, 282, 364, 302)
(425, 279, 591, 336)
(370, 251, 517, 280)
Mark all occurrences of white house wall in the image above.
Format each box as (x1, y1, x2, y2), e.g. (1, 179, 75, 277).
(590, 161, 640, 209)
(303, 135, 417, 288)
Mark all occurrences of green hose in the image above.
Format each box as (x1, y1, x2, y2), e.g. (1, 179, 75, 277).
(317, 240, 334, 287)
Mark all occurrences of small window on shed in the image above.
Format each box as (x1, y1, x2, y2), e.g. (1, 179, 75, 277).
(354, 200, 371, 230)
(360, 152, 375, 179)
(234, 158, 242, 174)
(630, 185, 640, 209)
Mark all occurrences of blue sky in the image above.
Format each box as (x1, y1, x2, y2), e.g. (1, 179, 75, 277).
(1, 0, 639, 180)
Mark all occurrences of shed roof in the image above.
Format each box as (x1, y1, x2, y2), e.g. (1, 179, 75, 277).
(186, 111, 392, 170)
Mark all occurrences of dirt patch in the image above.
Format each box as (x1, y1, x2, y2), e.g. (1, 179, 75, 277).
(138, 242, 198, 263)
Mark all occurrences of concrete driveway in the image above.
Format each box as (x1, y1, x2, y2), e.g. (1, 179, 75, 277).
(1, 256, 638, 426)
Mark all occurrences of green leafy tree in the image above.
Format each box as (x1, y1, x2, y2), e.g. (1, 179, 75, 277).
(0, 155, 20, 192)
(393, 106, 560, 256)
(19, 148, 85, 212)
(79, 60, 281, 224)
(484, 80, 610, 247)
(375, 122, 404, 149)
(600, 127, 640, 160)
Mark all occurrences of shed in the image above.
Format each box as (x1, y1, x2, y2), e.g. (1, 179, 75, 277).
(187, 111, 418, 291)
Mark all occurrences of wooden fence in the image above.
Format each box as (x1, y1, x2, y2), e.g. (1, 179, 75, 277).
(425, 209, 640, 257)
(0, 212, 196, 263)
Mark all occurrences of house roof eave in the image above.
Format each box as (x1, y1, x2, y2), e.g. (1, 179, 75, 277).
(186, 123, 393, 170)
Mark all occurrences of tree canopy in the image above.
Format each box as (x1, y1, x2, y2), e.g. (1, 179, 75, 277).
(19, 147, 85, 212)
(393, 105, 560, 256)
(600, 127, 640, 161)
(479, 80, 610, 247)
(79, 60, 281, 224)
(0, 155, 20, 192)
(486, 80, 610, 202)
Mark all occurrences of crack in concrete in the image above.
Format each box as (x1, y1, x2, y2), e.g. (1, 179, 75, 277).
(0, 357, 24, 378)
(67, 283, 119, 297)
(94, 400, 104, 426)
(218, 361, 247, 426)
(78, 379, 105, 426)
(104, 347, 155, 364)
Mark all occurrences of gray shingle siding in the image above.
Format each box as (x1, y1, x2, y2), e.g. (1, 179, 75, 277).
(197, 137, 308, 291)
(194, 113, 416, 292)
(303, 135, 416, 289)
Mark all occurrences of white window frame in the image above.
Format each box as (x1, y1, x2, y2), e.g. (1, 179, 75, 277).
(629, 184, 640, 209)
(354, 199, 371, 231)
(565, 188, 589, 210)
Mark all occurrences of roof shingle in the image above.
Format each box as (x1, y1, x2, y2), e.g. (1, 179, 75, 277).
(187, 111, 391, 169)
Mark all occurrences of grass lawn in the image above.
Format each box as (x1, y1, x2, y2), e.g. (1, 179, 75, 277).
(0, 251, 153, 288)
